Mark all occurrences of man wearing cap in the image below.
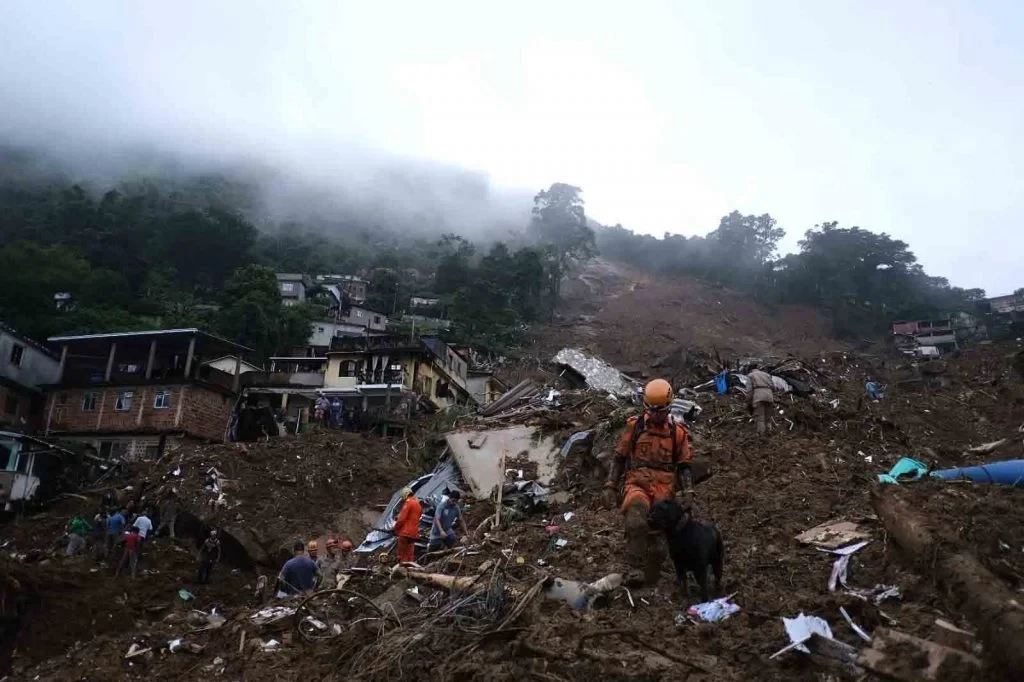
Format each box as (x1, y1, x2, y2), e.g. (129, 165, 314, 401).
(393, 488, 423, 564)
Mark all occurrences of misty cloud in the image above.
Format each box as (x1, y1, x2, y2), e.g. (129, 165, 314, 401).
(1, 1, 1023, 292)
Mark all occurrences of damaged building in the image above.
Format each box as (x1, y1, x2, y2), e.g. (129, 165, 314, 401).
(0, 322, 61, 434)
(42, 329, 251, 460)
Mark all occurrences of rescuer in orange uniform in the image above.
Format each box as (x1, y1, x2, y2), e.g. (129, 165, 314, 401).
(393, 487, 423, 564)
(602, 378, 694, 584)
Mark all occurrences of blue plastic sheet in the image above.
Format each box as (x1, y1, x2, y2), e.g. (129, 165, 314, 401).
(930, 459, 1024, 487)
(715, 370, 729, 395)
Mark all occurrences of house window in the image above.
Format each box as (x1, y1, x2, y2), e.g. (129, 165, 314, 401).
(436, 380, 449, 400)
(82, 392, 98, 411)
(373, 316, 381, 325)
(114, 391, 133, 411)
(318, 326, 325, 334)
(339, 360, 358, 377)
(4, 394, 18, 415)
(281, 282, 296, 293)
(9, 344, 24, 367)
(57, 393, 68, 406)
(153, 389, 172, 409)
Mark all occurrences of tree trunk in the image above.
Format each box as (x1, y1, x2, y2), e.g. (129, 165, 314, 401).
(871, 487, 1024, 679)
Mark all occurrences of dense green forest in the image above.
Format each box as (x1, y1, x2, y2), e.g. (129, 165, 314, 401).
(0, 147, 988, 359)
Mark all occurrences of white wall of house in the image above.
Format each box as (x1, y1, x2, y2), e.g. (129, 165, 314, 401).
(309, 309, 389, 347)
(0, 329, 60, 389)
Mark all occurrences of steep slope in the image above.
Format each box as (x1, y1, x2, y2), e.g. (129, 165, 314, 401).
(538, 258, 845, 371)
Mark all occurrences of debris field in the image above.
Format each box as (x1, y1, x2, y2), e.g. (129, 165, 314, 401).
(2, 340, 1023, 681)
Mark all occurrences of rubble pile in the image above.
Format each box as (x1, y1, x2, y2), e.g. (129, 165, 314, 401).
(3, 342, 1024, 681)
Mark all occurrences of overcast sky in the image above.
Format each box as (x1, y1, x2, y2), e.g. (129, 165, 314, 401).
(1, 1, 1021, 294)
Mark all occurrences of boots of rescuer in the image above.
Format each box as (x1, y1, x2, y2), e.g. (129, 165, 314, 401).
(623, 503, 647, 568)
(624, 502, 664, 585)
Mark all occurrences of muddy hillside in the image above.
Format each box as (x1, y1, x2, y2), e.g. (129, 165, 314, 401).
(3, 341, 1024, 681)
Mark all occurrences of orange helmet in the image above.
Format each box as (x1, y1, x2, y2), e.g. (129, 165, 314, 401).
(307, 540, 318, 557)
(340, 539, 354, 552)
(643, 379, 673, 408)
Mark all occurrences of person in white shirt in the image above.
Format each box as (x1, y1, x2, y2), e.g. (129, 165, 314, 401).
(133, 511, 153, 549)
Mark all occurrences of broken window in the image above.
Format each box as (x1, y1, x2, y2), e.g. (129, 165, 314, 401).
(436, 380, 449, 399)
(153, 389, 171, 409)
(114, 391, 133, 411)
(82, 392, 98, 411)
(8, 344, 24, 367)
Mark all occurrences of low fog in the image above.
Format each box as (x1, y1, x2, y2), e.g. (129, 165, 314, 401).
(1, 1, 1023, 292)
(0, 2, 534, 240)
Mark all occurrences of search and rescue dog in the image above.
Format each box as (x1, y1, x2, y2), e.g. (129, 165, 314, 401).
(646, 499, 724, 602)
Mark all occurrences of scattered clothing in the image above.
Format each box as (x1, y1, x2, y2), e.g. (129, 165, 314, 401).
(865, 381, 885, 401)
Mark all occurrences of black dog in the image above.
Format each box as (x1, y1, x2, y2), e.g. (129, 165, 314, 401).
(647, 499, 724, 602)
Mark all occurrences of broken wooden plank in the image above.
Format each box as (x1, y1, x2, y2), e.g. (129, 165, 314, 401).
(859, 628, 980, 681)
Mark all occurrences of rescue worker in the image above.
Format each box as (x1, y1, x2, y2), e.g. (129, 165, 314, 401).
(747, 366, 775, 436)
(393, 488, 423, 564)
(602, 378, 694, 585)
(307, 539, 319, 562)
(317, 537, 340, 588)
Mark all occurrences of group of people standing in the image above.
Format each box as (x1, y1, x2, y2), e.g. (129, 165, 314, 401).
(63, 504, 154, 579)
(275, 536, 354, 598)
(314, 394, 365, 431)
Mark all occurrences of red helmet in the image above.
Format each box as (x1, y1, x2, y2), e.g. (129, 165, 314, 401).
(326, 537, 339, 550)
(340, 539, 354, 552)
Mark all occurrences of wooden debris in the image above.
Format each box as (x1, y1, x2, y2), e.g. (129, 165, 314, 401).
(932, 618, 977, 653)
(859, 628, 981, 681)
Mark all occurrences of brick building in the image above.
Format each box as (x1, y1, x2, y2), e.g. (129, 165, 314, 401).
(43, 329, 251, 460)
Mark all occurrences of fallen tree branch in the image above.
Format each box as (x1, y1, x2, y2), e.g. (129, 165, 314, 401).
(574, 629, 715, 673)
(872, 487, 1024, 679)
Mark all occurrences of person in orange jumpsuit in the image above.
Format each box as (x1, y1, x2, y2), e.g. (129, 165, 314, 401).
(603, 378, 694, 584)
(393, 487, 423, 564)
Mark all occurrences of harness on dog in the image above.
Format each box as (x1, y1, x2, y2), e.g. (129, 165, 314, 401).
(627, 414, 681, 472)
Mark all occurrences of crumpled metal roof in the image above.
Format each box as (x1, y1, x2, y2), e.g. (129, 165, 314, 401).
(552, 348, 639, 397)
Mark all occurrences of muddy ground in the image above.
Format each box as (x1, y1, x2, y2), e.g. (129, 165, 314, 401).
(3, 342, 1023, 681)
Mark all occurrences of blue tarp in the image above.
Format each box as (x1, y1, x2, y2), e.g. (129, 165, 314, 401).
(931, 459, 1024, 487)
(715, 371, 729, 395)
